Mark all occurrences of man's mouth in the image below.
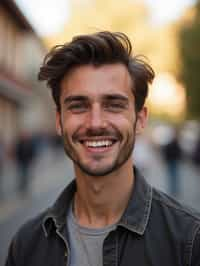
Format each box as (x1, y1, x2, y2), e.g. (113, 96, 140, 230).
(79, 138, 117, 150)
(84, 140, 115, 148)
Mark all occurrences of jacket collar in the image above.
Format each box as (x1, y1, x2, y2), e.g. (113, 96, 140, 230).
(42, 168, 152, 237)
(118, 168, 152, 235)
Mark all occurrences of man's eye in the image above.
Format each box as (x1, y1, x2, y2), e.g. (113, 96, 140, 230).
(105, 102, 126, 112)
(68, 103, 88, 113)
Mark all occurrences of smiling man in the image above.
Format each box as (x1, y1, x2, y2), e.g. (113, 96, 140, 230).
(58, 63, 138, 178)
(6, 31, 200, 266)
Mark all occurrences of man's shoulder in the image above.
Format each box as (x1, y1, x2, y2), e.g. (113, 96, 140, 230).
(151, 186, 200, 225)
(12, 180, 76, 244)
(149, 187, 200, 265)
(13, 208, 48, 244)
(6, 209, 50, 265)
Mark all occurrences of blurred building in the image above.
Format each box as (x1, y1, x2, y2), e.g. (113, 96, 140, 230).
(0, 0, 54, 148)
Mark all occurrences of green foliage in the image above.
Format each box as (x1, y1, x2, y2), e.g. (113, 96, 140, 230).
(179, 0, 200, 119)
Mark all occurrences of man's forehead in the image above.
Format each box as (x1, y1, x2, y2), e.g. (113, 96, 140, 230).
(61, 63, 132, 84)
(61, 64, 134, 106)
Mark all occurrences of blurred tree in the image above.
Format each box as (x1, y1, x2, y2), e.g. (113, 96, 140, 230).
(149, 24, 181, 77)
(44, 0, 154, 55)
(179, 0, 200, 119)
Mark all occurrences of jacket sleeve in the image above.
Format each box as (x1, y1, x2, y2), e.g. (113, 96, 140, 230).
(191, 227, 200, 266)
(5, 236, 18, 266)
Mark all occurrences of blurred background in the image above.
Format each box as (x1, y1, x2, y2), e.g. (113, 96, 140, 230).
(1, 0, 200, 264)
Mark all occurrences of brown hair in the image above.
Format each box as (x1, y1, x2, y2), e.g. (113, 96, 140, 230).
(38, 31, 154, 112)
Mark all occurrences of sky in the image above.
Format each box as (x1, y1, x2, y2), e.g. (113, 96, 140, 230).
(15, 0, 69, 35)
(15, 0, 196, 36)
(145, 0, 196, 25)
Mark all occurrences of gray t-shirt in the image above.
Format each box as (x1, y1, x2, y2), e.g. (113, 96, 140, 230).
(66, 201, 117, 266)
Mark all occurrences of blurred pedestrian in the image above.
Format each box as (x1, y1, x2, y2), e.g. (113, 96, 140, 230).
(0, 137, 5, 199)
(192, 134, 200, 168)
(161, 129, 182, 197)
(14, 132, 36, 195)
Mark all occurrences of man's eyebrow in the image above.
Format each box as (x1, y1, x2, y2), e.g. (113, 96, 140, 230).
(63, 95, 88, 104)
(63, 94, 129, 105)
(103, 94, 129, 102)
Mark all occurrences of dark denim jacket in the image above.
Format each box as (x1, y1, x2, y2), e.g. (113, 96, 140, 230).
(5, 169, 200, 266)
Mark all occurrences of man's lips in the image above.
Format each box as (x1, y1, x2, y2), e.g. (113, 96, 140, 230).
(78, 137, 118, 152)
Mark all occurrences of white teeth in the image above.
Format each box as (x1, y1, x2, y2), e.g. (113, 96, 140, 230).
(85, 140, 113, 148)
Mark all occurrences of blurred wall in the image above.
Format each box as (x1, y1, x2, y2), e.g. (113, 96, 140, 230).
(0, 0, 54, 148)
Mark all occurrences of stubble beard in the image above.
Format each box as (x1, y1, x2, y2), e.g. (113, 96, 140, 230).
(60, 123, 136, 177)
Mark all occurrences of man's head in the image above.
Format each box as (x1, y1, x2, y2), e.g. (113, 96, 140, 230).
(38, 31, 155, 177)
(38, 31, 154, 113)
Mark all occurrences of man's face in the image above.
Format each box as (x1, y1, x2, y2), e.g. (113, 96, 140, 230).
(56, 64, 147, 176)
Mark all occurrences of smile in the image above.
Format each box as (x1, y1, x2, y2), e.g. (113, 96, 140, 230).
(79, 138, 117, 150)
(85, 140, 113, 148)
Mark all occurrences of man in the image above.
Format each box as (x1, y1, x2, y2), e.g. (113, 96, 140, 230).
(6, 31, 200, 266)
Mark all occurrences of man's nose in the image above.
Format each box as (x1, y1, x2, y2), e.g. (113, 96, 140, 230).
(86, 104, 106, 129)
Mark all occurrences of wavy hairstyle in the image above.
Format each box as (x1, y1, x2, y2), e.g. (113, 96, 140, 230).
(38, 31, 155, 112)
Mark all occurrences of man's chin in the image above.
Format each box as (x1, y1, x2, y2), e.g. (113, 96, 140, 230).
(75, 161, 122, 177)
(79, 168, 114, 177)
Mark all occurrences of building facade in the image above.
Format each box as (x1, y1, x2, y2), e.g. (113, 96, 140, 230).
(0, 0, 53, 147)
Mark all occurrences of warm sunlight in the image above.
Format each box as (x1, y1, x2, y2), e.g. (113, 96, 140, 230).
(148, 73, 186, 119)
(15, 0, 195, 36)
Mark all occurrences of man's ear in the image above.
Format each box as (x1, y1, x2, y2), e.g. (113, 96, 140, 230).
(135, 106, 148, 135)
(55, 111, 62, 136)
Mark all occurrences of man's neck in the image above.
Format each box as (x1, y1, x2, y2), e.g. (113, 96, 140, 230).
(73, 160, 134, 228)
